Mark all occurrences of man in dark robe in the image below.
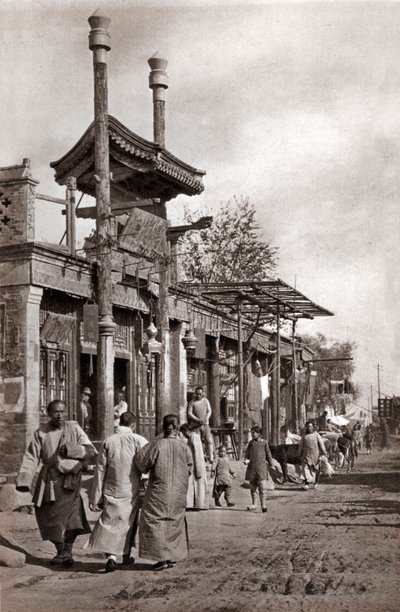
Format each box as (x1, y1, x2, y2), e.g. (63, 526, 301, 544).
(134, 414, 192, 571)
(16, 399, 96, 566)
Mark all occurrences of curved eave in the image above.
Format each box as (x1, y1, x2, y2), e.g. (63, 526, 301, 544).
(50, 115, 205, 197)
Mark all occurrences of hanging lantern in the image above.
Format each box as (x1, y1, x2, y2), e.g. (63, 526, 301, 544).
(146, 322, 158, 339)
(181, 327, 198, 353)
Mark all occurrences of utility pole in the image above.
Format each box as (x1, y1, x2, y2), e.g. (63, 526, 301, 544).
(88, 10, 116, 439)
(373, 364, 383, 401)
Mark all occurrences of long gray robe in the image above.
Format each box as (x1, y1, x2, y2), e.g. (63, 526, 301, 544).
(85, 426, 141, 556)
(299, 431, 326, 483)
(134, 434, 192, 562)
(17, 421, 95, 543)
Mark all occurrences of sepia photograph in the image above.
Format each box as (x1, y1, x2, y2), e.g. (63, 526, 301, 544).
(0, 1, 399, 610)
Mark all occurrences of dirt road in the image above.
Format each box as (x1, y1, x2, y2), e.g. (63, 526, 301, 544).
(1, 443, 399, 612)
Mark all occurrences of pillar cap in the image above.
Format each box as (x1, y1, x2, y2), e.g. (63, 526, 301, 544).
(148, 51, 168, 89)
(88, 9, 111, 51)
(88, 8, 111, 31)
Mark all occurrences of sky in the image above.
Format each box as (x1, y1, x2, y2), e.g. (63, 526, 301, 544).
(1, 0, 399, 405)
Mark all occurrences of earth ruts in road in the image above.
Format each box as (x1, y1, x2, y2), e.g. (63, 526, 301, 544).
(1, 442, 399, 612)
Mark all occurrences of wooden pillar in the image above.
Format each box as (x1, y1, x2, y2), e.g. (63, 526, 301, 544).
(148, 55, 170, 433)
(210, 336, 220, 427)
(237, 298, 244, 459)
(155, 216, 169, 434)
(65, 176, 76, 256)
(271, 307, 281, 445)
(292, 320, 299, 433)
(88, 10, 116, 440)
(148, 53, 168, 148)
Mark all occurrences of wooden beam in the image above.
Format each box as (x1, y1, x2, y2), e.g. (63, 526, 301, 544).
(36, 193, 67, 205)
(75, 198, 158, 219)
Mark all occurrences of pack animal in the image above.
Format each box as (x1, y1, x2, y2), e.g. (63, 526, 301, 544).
(336, 434, 357, 472)
(270, 444, 300, 483)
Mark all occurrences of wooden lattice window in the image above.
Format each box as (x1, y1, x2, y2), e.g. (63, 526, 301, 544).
(40, 349, 69, 414)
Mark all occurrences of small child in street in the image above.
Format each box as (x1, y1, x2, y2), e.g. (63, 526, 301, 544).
(365, 426, 374, 454)
(211, 445, 236, 507)
(244, 425, 273, 513)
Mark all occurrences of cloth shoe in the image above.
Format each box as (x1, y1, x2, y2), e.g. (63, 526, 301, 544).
(62, 553, 75, 567)
(105, 558, 117, 573)
(153, 561, 168, 571)
(122, 555, 135, 566)
(247, 505, 257, 511)
(302, 484, 309, 490)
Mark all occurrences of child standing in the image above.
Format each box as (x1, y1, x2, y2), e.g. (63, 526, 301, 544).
(244, 426, 273, 513)
(211, 445, 236, 507)
(365, 425, 374, 454)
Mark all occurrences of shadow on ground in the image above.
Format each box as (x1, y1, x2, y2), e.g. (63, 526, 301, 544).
(323, 471, 400, 493)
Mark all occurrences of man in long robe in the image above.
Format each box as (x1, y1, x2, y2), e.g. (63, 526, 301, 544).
(134, 414, 193, 571)
(180, 424, 209, 510)
(16, 399, 96, 566)
(298, 421, 327, 490)
(85, 412, 141, 572)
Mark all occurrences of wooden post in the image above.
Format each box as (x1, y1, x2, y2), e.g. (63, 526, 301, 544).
(210, 336, 220, 427)
(88, 10, 116, 439)
(292, 320, 299, 433)
(155, 250, 170, 434)
(237, 297, 244, 459)
(65, 176, 76, 255)
(148, 53, 168, 148)
(272, 307, 281, 445)
(148, 55, 169, 433)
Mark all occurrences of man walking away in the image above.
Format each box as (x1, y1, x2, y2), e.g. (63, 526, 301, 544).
(16, 399, 96, 566)
(135, 414, 193, 571)
(85, 412, 141, 573)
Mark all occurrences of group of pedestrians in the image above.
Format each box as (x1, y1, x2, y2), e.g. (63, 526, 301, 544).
(17, 401, 193, 572)
(16, 387, 390, 573)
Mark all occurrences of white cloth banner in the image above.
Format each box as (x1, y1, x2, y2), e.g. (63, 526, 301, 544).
(260, 375, 269, 401)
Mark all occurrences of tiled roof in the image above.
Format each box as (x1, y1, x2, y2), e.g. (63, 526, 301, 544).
(50, 116, 205, 201)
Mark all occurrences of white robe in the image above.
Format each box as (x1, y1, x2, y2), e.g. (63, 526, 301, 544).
(186, 431, 209, 509)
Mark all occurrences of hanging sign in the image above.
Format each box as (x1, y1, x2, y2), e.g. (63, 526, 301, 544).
(119, 208, 168, 260)
(83, 304, 99, 343)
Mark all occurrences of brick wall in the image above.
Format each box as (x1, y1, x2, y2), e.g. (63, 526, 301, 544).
(0, 413, 27, 480)
(0, 160, 38, 246)
(0, 285, 29, 480)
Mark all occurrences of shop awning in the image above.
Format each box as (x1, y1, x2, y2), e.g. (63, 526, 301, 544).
(181, 279, 333, 324)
